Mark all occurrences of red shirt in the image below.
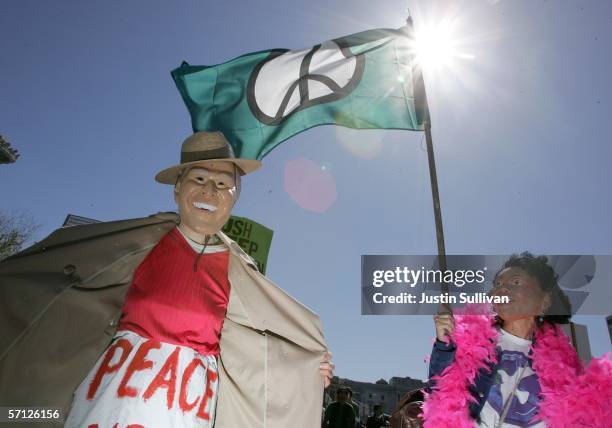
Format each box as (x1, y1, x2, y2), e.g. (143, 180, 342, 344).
(118, 227, 230, 356)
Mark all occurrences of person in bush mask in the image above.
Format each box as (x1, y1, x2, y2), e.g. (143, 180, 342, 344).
(0, 131, 333, 428)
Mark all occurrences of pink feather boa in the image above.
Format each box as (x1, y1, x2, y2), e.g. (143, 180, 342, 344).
(422, 304, 612, 427)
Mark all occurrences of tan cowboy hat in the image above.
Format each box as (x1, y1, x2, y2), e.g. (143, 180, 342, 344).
(155, 131, 261, 184)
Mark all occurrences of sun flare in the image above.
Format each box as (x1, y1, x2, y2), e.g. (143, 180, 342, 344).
(409, 14, 476, 73)
(414, 23, 458, 70)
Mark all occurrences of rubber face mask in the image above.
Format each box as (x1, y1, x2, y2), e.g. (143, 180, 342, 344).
(489, 267, 550, 321)
(174, 162, 239, 238)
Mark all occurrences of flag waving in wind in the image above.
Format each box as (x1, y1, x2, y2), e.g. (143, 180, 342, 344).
(172, 24, 427, 160)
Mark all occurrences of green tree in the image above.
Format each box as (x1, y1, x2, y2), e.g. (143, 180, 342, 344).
(0, 211, 39, 261)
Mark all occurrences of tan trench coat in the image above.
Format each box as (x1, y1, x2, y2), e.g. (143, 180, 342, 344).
(0, 212, 328, 427)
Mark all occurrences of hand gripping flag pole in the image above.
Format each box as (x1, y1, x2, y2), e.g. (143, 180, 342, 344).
(405, 16, 452, 316)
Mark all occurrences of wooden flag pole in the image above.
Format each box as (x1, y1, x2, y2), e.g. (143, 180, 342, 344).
(423, 120, 452, 315)
(406, 15, 452, 315)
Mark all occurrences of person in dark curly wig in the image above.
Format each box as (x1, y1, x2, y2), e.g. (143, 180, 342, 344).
(492, 253, 572, 328)
(424, 252, 612, 427)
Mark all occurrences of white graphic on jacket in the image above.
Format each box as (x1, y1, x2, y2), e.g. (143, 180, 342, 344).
(479, 330, 544, 428)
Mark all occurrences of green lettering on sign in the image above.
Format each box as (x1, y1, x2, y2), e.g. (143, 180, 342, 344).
(222, 215, 273, 274)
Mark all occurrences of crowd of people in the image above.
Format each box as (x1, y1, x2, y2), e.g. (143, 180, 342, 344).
(322, 387, 390, 428)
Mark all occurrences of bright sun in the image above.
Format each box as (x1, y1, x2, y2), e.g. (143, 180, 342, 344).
(413, 21, 474, 71)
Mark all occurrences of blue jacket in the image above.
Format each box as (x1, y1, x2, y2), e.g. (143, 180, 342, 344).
(428, 340, 502, 420)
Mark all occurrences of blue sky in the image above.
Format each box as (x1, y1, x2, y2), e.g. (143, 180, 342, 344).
(1, 0, 611, 382)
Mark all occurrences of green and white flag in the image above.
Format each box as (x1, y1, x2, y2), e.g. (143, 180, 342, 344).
(172, 25, 427, 160)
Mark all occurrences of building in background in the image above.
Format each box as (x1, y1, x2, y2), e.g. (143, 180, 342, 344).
(0, 135, 19, 164)
(328, 375, 425, 421)
(607, 315, 612, 344)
